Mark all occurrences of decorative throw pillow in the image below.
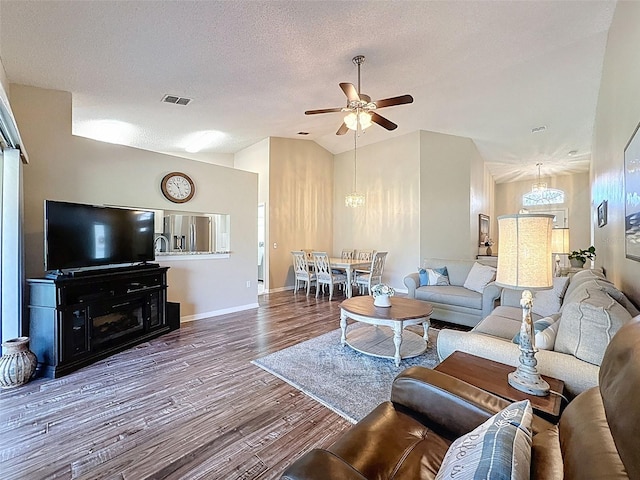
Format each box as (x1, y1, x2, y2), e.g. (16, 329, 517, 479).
(463, 262, 496, 294)
(512, 314, 561, 350)
(418, 268, 428, 286)
(532, 276, 570, 317)
(418, 267, 450, 286)
(435, 400, 533, 480)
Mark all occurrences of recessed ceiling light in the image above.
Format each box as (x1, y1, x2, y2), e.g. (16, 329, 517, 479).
(297, 132, 309, 135)
(531, 126, 547, 133)
(568, 150, 578, 156)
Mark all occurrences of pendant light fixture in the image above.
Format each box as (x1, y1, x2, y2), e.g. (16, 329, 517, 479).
(345, 130, 365, 208)
(522, 163, 565, 206)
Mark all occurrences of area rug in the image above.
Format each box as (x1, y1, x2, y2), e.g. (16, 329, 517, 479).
(252, 326, 440, 423)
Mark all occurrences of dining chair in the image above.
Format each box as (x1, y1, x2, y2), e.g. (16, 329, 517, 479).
(355, 250, 373, 261)
(291, 251, 316, 296)
(341, 249, 355, 260)
(355, 251, 388, 295)
(353, 250, 375, 283)
(312, 251, 347, 301)
(332, 249, 354, 279)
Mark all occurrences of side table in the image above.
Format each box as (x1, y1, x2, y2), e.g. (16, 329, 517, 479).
(435, 351, 566, 423)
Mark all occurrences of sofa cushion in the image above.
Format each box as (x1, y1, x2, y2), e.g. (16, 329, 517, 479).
(562, 269, 606, 301)
(473, 306, 523, 338)
(531, 426, 564, 480)
(435, 399, 533, 480)
(532, 276, 570, 317)
(559, 387, 628, 480)
(415, 285, 482, 310)
(555, 287, 632, 365)
(576, 279, 639, 317)
(330, 401, 450, 479)
(418, 267, 450, 286)
(463, 262, 497, 294)
(512, 314, 561, 350)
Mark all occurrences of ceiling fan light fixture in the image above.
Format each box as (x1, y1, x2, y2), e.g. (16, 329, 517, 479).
(344, 111, 372, 131)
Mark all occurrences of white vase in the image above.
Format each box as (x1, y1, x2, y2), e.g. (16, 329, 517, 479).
(374, 294, 392, 307)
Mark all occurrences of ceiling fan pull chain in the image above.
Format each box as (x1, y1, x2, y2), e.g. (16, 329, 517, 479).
(353, 130, 358, 191)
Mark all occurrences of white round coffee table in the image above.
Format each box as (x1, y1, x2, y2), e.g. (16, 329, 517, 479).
(339, 296, 433, 366)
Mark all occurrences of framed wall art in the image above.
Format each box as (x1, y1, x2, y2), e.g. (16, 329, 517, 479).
(625, 121, 640, 261)
(597, 200, 608, 228)
(479, 214, 490, 246)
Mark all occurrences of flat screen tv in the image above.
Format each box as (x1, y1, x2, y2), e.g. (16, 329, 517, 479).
(44, 200, 155, 272)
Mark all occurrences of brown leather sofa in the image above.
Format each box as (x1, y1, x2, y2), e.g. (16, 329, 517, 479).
(281, 318, 640, 480)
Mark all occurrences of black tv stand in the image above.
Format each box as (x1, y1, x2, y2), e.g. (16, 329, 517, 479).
(28, 266, 170, 378)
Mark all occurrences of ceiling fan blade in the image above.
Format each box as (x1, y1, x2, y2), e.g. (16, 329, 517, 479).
(374, 94, 414, 109)
(371, 112, 397, 131)
(336, 123, 349, 135)
(340, 83, 360, 102)
(304, 107, 344, 115)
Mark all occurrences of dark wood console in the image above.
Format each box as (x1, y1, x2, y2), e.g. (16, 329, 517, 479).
(27, 265, 170, 378)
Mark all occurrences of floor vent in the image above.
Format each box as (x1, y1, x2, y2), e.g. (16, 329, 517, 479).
(162, 95, 192, 106)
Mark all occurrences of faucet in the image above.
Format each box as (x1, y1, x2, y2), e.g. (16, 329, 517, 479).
(154, 235, 169, 253)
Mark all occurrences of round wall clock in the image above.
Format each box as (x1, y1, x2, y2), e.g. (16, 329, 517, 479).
(161, 172, 195, 203)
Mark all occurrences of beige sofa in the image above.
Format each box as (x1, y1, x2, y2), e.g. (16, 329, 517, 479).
(437, 269, 640, 397)
(403, 258, 501, 327)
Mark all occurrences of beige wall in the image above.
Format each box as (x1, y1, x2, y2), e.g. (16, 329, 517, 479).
(268, 137, 333, 290)
(234, 138, 270, 288)
(333, 130, 492, 292)
(334, 131, 421, 291)
(235, 138, 270, 205)
(420, 130, 490, 261)
(12, 84, 258, 319)
(494, 173, 591, 256)
(592, 0, 640, 306)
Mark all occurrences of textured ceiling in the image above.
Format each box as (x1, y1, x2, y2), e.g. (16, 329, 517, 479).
(0, 0, 616, 183)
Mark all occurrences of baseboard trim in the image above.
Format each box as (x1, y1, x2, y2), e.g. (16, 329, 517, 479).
(180, 302, 260, 323)
(266, 286, 295, 293)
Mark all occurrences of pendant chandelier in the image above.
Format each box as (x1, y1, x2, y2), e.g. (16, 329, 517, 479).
(345, 130, 365, 208)
(522, 163, 564, 206)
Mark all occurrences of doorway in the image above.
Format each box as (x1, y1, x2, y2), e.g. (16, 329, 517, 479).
(258, 203, 266, 294)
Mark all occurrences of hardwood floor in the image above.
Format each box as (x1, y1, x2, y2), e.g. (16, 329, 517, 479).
(0, 290, 357, 480)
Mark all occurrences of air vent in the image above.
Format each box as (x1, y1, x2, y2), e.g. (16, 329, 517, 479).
(162, 94, 192, 106)
(297, 132, 309, 135)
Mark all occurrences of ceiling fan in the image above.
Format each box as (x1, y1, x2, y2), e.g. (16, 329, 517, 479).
(305, 55, 414, 135)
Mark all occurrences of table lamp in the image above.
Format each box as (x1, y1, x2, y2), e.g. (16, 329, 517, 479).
(551, 228, 570, 277)
(496, 213, 554, 396)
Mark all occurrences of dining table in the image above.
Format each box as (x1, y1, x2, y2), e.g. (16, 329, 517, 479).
(329, 257, 371, 298)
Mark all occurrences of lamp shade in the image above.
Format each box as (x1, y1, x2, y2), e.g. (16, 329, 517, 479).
(496, 214, 554, 289)
(551, 228, 570, 254)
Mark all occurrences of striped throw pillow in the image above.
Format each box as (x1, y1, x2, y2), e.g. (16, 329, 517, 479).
(436, 400, 533, 480)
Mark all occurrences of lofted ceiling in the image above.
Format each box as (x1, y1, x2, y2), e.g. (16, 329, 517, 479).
(0, 0, 616, 183)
